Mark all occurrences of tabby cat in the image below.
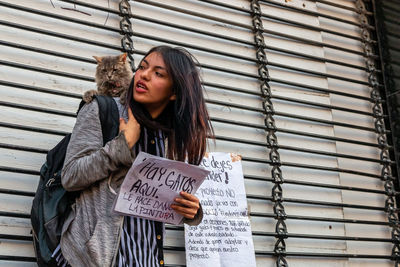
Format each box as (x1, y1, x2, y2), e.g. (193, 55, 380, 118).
(83, 53, 133, 105)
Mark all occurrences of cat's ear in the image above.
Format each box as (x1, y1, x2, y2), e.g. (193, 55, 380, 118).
(119, 53, 128, 63)
(93, 56, 103, 64)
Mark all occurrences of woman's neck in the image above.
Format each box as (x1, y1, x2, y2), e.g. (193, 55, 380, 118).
(146, 101, 170, 119)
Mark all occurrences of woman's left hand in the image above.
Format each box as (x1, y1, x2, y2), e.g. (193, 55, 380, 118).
(171, 191, 200, 220)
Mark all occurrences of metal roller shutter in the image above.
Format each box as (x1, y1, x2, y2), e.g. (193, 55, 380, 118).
(0, 0, 398, 266)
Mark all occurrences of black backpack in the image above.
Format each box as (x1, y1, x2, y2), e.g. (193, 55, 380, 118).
(30, 95, 120, 266)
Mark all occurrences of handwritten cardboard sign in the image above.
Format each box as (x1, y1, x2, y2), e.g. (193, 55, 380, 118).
(185, 152, 256, 267)
(113, 152, 210, 224)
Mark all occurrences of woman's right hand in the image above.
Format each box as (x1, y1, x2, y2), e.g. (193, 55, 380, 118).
(119, 107, 141, 149)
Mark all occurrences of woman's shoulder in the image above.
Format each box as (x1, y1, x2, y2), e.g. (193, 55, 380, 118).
(79, 99, 100, 115)
(80, 97, 124, 119)
(74, 100, 103, 127)
(69, 100, 102, 141)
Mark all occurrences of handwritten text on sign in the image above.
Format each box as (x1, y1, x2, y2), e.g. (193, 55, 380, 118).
(185, 152, 256, 267)
(113, 152, 210, 224)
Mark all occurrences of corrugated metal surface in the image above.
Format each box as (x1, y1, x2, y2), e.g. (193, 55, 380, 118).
(0, 0, 397, 266)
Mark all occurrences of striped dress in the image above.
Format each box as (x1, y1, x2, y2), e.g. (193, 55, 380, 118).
(115, 127, 166, 267)
(53, 99, 166, 267)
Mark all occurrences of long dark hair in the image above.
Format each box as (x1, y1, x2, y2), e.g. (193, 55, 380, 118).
(126, 45, 214, 165)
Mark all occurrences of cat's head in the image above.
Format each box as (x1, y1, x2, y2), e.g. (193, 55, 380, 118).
(93, 53, 133, 96)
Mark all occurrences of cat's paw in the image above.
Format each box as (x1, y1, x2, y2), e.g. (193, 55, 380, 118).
(83, 90, 98, 103)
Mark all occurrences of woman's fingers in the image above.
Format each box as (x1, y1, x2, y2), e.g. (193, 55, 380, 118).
(119, 118, 126, 131)
(171, 191, 200, 219)
(171, 204, 197, 219)
(180, 191, 199, 203)
(127, 107, 139, 127)
(173, 196, 199, 209)
(119, 108, 141, 149)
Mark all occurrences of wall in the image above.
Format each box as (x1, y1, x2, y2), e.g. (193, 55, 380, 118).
(0, 0, 396, 266)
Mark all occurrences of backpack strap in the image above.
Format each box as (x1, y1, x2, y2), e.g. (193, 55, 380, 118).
(94, 95, 120, 145)
(77, 96, 120, 145)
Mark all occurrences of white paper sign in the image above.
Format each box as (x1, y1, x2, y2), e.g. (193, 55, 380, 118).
(185, 152, 256, 267)
(113, 152, 210, 225)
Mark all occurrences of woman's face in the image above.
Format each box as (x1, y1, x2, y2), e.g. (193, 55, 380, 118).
(133, 52, 176, 118)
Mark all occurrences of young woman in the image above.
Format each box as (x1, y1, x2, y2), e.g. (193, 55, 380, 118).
(56, 46, 213, 266)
